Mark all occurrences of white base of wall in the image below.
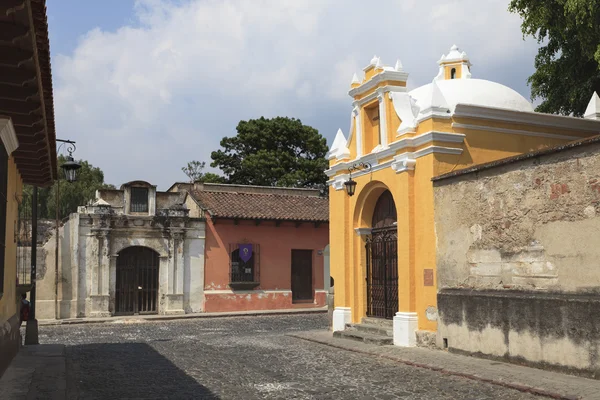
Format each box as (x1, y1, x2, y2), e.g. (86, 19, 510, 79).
(332, 307, 352, 331)
(393, 312, 418, 347)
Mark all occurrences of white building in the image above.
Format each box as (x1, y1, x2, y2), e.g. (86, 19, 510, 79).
(35, 180, 205, 319)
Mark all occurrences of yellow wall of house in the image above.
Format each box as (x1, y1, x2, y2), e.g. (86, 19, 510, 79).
(329, 108, 599, 333)
(1, 157, 22, 323)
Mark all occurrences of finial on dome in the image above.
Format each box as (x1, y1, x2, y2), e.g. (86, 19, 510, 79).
(375, 57, 384, 69)
(584, 92, 600, 120)
(395, 59, 403, 72)
(327, 128, 350, 161)
(350, 73, 361, 88)
(451, 44, 458, 51)
(370, 55, 379, 66)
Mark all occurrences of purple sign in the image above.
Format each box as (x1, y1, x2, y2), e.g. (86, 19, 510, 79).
(239, 244, 253, 263)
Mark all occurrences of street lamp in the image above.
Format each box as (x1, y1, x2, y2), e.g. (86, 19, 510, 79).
(344, 162, 371, 197)
(26, 139, 81, 344)
(54, 140, 80, 320)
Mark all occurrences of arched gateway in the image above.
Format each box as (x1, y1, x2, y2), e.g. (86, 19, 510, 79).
(115, 246, 159, 315)
(366, 190, 398, 319)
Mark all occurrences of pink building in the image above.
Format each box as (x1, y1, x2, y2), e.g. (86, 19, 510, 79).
(171, 183, 329, 312)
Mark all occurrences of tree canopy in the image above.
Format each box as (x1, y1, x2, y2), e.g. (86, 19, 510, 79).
(182, 160, 226, 183)
(23, 155, 115, 220)
(509, 0, 600, 116)
(210, 117, 328, 188)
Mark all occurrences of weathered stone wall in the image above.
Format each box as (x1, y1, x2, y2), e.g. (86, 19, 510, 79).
(434, 140, 600, 377)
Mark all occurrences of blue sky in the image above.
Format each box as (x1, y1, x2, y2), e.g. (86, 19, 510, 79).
(45, 0, 541, 190)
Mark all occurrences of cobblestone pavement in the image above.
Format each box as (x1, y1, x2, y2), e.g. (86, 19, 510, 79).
(39, 314, 541, 400)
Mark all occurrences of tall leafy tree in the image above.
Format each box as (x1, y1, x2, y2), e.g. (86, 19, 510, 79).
(210, 117, 328, 188)
(182, 160, 226, 183)
(509, 0, 600, 116)
(24, 155, 115, 220)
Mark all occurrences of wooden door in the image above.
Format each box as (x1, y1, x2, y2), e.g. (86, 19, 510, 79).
(291, 250, 313, 302)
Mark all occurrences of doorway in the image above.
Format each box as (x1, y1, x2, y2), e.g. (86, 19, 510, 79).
(366, 190, 398, 319)
(291, 249, 313, 302)
(115, 246, 159, 315)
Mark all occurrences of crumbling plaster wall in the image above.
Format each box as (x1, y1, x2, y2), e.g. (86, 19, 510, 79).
(434, 141, 600, 377)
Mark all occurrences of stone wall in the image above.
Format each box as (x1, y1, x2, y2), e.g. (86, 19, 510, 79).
(433, 139, 600, 377)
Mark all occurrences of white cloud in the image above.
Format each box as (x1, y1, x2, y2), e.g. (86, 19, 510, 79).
(52, 0, 539, 190)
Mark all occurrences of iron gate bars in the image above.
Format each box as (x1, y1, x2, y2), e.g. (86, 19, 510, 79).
(366, 228, 398, 319)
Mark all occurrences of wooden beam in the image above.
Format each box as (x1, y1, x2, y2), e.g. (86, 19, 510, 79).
(1, 114, 43, 127)
(0, 45, 33, 66)
(0, 84, 38, 101)
(0, 99, 42, 115)
(0, 66, 36, 86)
(0, 21, 29, 42)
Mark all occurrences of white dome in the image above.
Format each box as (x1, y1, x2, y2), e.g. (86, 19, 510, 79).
(409, 79, 534, 114)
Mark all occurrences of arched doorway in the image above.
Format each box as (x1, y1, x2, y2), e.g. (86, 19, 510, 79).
(366, 190, 398, 319)
(115, 246, 159, 315)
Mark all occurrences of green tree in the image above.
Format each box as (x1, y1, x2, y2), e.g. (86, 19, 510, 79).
(509, 0, 600, 116)
(24, 155, 114, 220)
(182, 160, 226, 183)
(210, 117, 328, 188)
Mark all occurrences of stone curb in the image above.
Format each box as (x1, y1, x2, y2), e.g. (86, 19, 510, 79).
(38, 307, 327, 326)
(288, 333, 580, 400)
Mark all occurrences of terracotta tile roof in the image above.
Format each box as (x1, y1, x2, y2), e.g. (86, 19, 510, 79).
(190, 184, 329, 222)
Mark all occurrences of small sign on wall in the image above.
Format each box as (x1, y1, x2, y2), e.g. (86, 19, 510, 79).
(424, 269, 434, 286)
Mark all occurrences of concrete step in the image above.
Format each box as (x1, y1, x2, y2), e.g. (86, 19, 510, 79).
(333, 330, 393, 346)
(361, 317, 393, 328)
(345, 323, 393, 337)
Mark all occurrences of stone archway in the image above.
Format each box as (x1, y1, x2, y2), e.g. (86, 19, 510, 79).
(365, 190, 398, 319)
(115, 246, 160, 315)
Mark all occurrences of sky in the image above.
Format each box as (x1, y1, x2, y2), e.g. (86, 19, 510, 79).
(45, 0, 541, 190)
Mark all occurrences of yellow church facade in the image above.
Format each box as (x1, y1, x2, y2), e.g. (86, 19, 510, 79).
(326, 45, 600, 346)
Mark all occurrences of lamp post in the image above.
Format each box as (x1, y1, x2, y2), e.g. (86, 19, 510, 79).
(54, 140, 81, 320)
(344, 162, 371, 197)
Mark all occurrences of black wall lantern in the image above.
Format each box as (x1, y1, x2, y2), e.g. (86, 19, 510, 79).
(58, 141, 81, 183)
(345, 162, 371, 196)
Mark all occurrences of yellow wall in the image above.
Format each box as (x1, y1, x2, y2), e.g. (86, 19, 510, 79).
(1, 157, 22, 323)
(329, 106, 599, 333)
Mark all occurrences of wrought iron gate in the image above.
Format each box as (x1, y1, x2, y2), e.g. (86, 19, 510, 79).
(366, 228, 398, 319)
(115, 247, 159, 315)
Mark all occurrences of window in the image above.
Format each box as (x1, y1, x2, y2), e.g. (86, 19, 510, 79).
(130, 187, 148, 213)
(229, 243, 260, 289)
(0, 141, 8, 297)
(450, 68, 456, 79)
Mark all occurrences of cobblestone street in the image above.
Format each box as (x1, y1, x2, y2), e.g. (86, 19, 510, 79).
(37, 314, 542, 399)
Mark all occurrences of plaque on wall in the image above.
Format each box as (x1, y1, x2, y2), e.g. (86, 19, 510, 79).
(424, 269, 434, 286)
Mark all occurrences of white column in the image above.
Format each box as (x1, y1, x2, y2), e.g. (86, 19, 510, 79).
(175, 232, 184, 294)
(353, 106, 362, 158)
(100, 231, 110, 296)
(332, 307, 352, 331)
(377, 93, 388, 148)
(393, 312, 418, 347)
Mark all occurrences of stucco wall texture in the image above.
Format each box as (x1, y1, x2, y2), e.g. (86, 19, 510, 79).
(203, 218, 328, 312)
(434, 140, 600, 377)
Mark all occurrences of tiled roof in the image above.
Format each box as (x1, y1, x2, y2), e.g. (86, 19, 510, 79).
(190, 184, 329, 222)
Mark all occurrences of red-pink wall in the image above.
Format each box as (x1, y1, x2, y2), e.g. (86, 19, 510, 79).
(204, 215, 328, 312)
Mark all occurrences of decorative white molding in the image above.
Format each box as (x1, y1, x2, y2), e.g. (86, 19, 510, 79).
(327, 128, 351, 161)
(332, 307, 352, 332)
(325, 131, 465, 178)
(414, 145, 463, 157)
(0, 118, 19, 155)
(353, 107, 363, 158)
(584, 92, 600, 120)
(204, 289, 292, 295)
(395, 59, 403, 72)
(391, 157, 416, 173)
(451, 122, 581, 141)
(349, 70, 409, 98)
(353, 85, 407, 108)
(454, 104, 600, 132)
(393, 312, 418, 347)
(354, 227, 372, 236)
(378, 94, 388, 148)
(351, 73, 361, 86)
(330, 174, 349, 191)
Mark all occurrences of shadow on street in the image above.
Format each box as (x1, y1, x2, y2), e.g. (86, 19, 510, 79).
(67, 342, 218, 399)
